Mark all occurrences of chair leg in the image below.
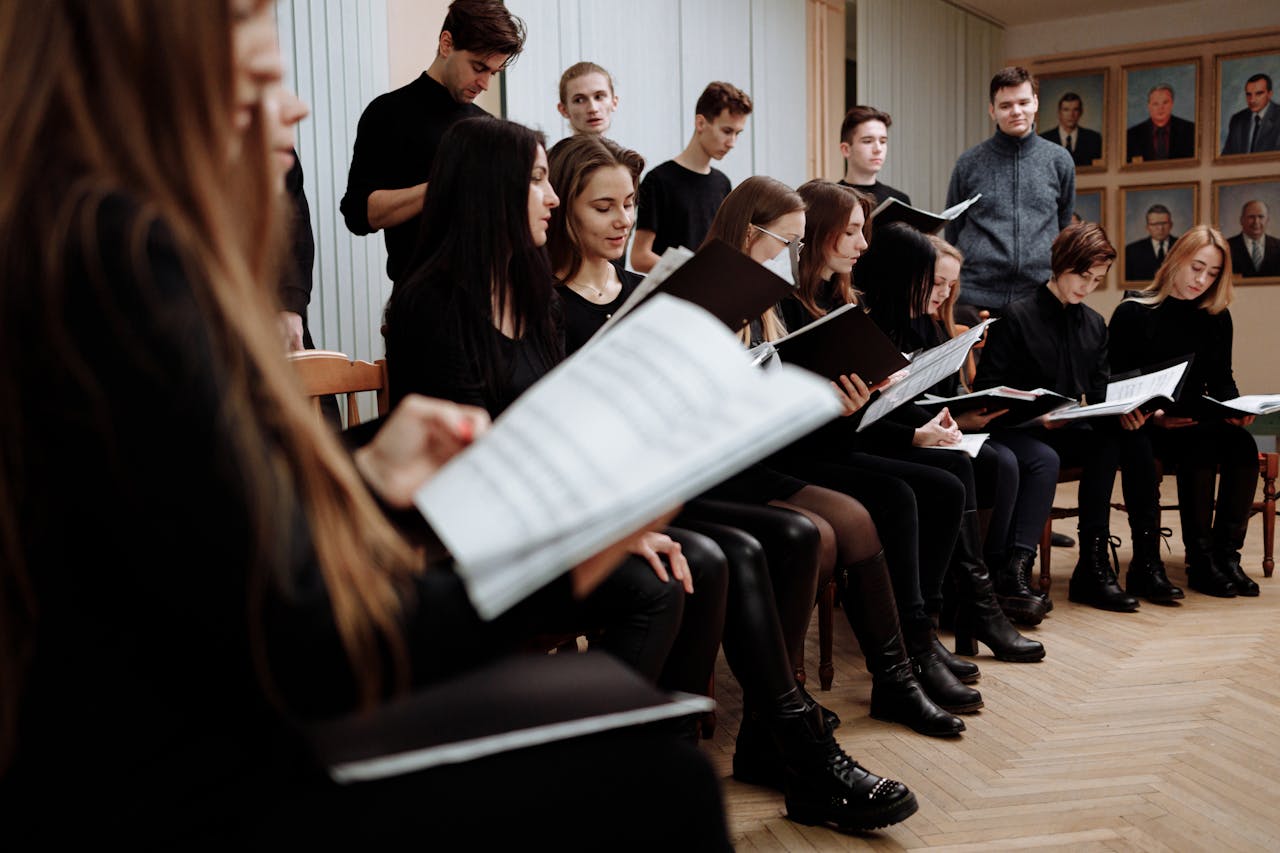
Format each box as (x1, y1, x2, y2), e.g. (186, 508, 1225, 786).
(1261, 452, 1277, 577)
(818, 581, 834, 691)
(700, 675, 716, 739)
(1038, 519, 1054, 594)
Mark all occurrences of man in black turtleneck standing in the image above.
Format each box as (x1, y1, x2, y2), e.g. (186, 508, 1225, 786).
(945, 67, 1075, 323)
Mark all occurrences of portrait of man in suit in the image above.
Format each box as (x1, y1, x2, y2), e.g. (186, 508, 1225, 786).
(1041, 92, 1104, 166)
(1221, 73, 1280, 155)
(1126, 84, 1196, 162)
(1125, 204, 1177, 280)
(1228, 200, 1280, 277)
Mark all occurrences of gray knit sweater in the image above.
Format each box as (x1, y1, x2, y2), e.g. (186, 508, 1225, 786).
(944, 129, 1075, 311)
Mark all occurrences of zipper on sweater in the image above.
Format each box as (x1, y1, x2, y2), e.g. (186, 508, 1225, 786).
(1011, 146, 1021, 304)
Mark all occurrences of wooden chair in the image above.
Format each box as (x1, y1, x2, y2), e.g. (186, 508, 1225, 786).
(1036, 452, 1278, 593)
(288, 350, 388, 426)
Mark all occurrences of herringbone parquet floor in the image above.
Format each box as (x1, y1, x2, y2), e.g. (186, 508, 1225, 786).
(709, 479, 1280, 851)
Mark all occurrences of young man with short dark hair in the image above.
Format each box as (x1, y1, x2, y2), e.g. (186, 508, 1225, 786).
(945, 66, 1075, 319)
(837, 105, 910, 206)
(340, 0, 525, 282)
(631, 81, 752, 272)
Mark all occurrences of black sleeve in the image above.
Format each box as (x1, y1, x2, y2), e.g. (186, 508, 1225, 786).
(636, 170, 660, 232)
(1206, 310, 1241, 400)
(972, 313, 1020, 390)
(279, 153, 314, 316)
(1106, 301, 1142, 376)
(340, 99, 392, 236)
(1087, 322, 1110, 405)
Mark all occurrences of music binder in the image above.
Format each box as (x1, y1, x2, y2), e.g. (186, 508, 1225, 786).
(771, 303, 910, 387)
(869, 194, 982, 235)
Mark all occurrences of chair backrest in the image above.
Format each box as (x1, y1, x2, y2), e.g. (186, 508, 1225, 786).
(288, 350, 388, 428)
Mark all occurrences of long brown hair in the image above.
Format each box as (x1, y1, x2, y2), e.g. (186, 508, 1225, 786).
(1133, 224, 1234, 315)
(547, 134, 644, 284)
(795, 180, 871, 319)
(0, 0, 416, 771)
(928, 235, 964, 340)
(702, 176, 804, 343)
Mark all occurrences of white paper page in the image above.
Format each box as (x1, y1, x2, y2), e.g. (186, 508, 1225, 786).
(857, 318, 996, 431)
(415, 295, 842, 619)
(1208, 394, 1280, 414)
(940, 193, 982, 219)
(929, 433, 989, 457)
(588, 246, 694, 341)
(1046, 361, 1188, 421)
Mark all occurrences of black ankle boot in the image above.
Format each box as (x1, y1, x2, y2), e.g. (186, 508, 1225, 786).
(770, 698, 919, 832)
(930, 613, 980, 683)
(904, 618, 983, 713)
(797, 682, 841, 731)
(1213, 526, 1259, 596)
(839, 552, 965, 737)
(994, 547, 1049, 626)
(733, 705, 783, 789)
(1185, 537, 1237, 597)
(1126, 527, 1184, 605)
(950, 512, 1045, 662)
(1069, 533, 1140, 612)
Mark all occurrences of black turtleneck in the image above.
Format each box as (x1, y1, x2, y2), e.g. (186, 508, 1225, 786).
(1108, 295, 1238, 402)
(973, 284, 1108, 403)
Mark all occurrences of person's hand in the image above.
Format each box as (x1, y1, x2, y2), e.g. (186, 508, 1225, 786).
(571, 509, 680, 598)
(1226, 415, 1256, 427)
(913, 407, 962, 446)
(1150, 409, 1197, 429)
(832, 373, 872, 417)
(627, 530, 693, 593)
(1119, 409, 1148, 431)
(279, 310, 305, 352)
(954, 406, 1010, 431)
(353, 394, 490, 508)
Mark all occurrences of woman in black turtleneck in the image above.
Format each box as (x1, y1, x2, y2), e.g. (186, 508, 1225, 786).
(1109, 225, 1260, 598)
(975, 222, 1165, 612)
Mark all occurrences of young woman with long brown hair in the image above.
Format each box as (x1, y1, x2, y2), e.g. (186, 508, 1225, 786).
(0, 1, 731, 846)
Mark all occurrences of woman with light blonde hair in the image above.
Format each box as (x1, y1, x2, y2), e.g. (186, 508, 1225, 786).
(1110, 224, 1259, 598)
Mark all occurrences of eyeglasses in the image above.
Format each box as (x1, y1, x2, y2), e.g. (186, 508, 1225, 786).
(751, 224, 804, 255)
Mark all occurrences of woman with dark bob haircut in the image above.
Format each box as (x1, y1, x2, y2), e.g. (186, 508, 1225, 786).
(974, 222, 1165, 612)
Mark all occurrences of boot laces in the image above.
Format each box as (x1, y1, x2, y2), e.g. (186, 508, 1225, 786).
(1101, 535, 1123, 581)
(1157, 527, 1173, 554)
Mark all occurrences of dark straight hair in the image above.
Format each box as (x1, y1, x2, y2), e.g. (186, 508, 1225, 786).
(388, 117, 560, 405)
(854, 221, 937, 347)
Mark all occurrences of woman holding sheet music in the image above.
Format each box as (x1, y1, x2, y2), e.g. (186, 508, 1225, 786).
(544, 135, 920, 833)
(0, 2, 737, 847)
(1109, 226, 1261, 598)
(777, 181, 1043, 684)
(701, 176, 989, 737)
(975, 222, 1168, 611)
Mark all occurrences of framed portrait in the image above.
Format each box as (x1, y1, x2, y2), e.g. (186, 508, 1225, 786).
(1119, 182, 1198, 285)
(1036, 69, 1109, 171)
(1213, 177, 1280, 284)
(1121, 59, 1200, 168)
(1214, 49, 1280, 163)
(1073, 188, 1105, 229)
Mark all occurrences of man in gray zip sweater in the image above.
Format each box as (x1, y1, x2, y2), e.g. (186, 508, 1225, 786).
(946, 67, 1075, 322)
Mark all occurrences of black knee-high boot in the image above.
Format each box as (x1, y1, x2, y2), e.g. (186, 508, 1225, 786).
(929, 612, 980, 683)
(902, 613, 983, 713)
(951, 511, 1046, 662)
(839, 551, 964, 736)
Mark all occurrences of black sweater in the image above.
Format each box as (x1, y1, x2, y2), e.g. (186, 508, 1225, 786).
(974, 285, 1109, 404)
(1108, 296, 1239, 402)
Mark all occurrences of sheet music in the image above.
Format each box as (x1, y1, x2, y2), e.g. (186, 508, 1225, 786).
(857, 318, 996, 431)
(415, 295, 843, 619)
(1046, 361, 1188, 422)
(1206, 394, 1280, 415)
(928, 433, 990, 458)
(940, 193, 982, 219)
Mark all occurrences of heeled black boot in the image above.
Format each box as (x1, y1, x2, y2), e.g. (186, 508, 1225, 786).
(950, 511, 1046, 662)
(994, 547, 1049, 626)
(767, 696, 919, 831)
(1213, 524, 1259, 597)
(904, 616, 983, 713)
(839, 552, 965, 737)
(1069, 532, 1140, 612)
(930, 613, 980, 684)
(1185, 537, 1237, 597)
(1125, 526, 1183, 604)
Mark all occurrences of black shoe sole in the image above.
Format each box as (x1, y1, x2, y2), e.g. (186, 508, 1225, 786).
(1068, 591, 1140, 612)
(787, 790, 920, 832)
(936, 698, 984, 714)
(1187, 584, 1237, 598)
(868, 709, 965, 737)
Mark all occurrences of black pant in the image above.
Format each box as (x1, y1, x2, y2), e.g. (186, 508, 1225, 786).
(1151, 420, 1258, 545)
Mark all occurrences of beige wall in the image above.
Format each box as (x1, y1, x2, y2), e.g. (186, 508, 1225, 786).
(1010, 22, 1280, 394)
(386, 0, 502, 114)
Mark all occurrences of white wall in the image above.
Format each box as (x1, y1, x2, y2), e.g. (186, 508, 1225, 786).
(1005, 0, 1280, 60)
(856, 0, 1005, 209)
(503, 0, 809, 190)
(278, 0, 390, 363)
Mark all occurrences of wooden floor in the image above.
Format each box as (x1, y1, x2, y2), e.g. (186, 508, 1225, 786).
(707, 479, 1280, 851)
